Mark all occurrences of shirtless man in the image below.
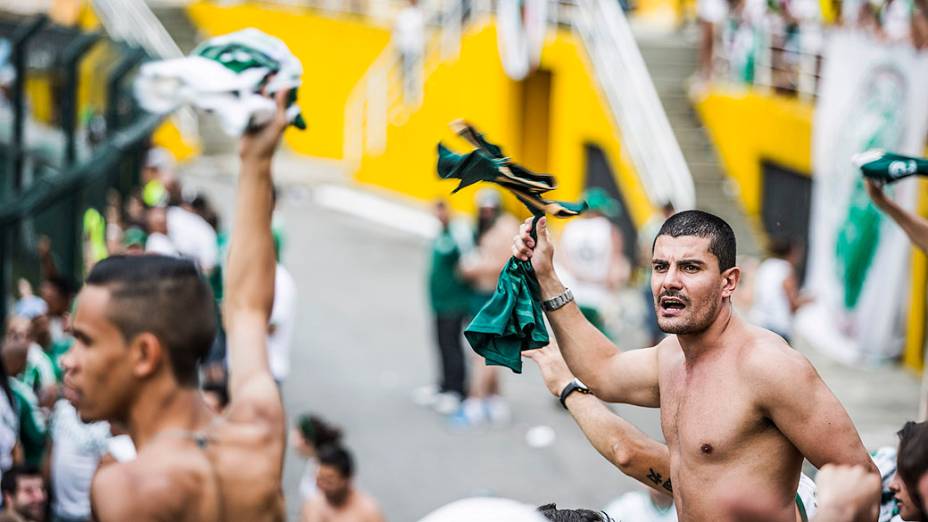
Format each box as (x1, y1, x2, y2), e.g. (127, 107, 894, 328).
(60, 90, 292, 521)
(302, 445, 385, 522)
(513, 210, 877, 521)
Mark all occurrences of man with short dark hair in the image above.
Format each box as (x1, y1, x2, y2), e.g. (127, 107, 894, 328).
(0, 466, 46, 522)
(60, 90, 291, 521)
(302, 445, 384, 522)
(513, 209, 876, 521)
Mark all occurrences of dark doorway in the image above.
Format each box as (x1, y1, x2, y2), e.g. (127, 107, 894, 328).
(760, 160, 813, 282)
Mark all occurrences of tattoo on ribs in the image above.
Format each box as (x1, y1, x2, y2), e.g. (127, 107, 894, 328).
(647, 468, 673, 493)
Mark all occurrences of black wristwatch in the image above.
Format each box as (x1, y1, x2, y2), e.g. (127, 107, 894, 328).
(559, 378, 591, 409)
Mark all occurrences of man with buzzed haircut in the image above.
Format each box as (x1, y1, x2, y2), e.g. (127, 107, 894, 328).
(60, 90, 292, 521)
(513, 210, 877, 522)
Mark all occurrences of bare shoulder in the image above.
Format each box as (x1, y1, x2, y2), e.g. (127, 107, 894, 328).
(92, 455, 196, 521)
(356, 492, 386, 521)
(738, 327, 821, 399)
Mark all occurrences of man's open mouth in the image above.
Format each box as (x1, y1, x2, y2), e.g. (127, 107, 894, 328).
(660, 297, 687, 310)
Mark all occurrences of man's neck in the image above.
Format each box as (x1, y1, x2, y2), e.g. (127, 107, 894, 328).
(677, 301, 740, 364)
(127, 378, 213, 449)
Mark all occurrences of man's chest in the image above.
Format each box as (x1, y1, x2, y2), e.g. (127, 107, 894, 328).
(659, 362, 764, 461)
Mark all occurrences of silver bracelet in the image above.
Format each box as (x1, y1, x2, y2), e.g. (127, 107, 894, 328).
(542, 288, 574, 312)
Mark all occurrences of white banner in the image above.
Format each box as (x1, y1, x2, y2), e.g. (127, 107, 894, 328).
(797, 30, 928, 365)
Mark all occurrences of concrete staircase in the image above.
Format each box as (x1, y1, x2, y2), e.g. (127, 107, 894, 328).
(635, 29, 761, 256)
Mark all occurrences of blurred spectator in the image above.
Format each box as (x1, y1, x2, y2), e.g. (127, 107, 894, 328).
(47, 394, 110, 522)
(558, 188, 629, 335)
(144, 207, 177, 256)
(749, 237, 811, 343)
(268, 263, 297, 385)
(302, 445, 385, 522)
(603, 489, 677, 522)
(13, 282, 45, 322)
(1, 319, 47, 469)
(416, 201, 473, 415)
(394, 0, 425, 105)
(889, 421, 928, 521)
(121, 227, 147, 256)
(35, 239, 73, 347)
(4, 317, 55, 405)
(0, 466, 45, 522)
(292, 414, 343, 505)
(458, 189, 519, 425)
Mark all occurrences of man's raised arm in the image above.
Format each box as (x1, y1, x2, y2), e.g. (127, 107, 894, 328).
(513, 217, 660, 406)
(223, 90, 289, 419)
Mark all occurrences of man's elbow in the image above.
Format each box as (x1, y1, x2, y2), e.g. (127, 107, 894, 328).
(609, 439, 640, 475)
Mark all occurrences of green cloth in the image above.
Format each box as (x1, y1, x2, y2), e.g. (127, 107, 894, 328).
(854, 149, 928, 184)
(48, 338, 73, 382)
(429, 228, 473, 315)
(11, 379, 46, 468)
(20, 346, 58, 394)
(463, 236, 549, 373)
(436, 122, 587, 373)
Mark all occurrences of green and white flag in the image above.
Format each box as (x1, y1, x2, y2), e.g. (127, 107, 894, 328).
(797, 30, 928, 365)
(853, 149, 928, 183)
(135, 28, 305, 136)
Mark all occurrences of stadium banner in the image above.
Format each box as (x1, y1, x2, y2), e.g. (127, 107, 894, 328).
(797, 30, 928, 365)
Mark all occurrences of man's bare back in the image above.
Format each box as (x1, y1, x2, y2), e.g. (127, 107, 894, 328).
(63, 91, 292, 522)
(512, 211, 877, 521)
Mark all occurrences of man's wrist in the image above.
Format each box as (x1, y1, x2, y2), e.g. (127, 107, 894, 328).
(538, 274, 566, 301)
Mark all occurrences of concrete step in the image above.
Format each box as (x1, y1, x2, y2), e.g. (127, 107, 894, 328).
(636, 31, 761, 255)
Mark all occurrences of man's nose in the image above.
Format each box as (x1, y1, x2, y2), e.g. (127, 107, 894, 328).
(660, 266, 684, 290)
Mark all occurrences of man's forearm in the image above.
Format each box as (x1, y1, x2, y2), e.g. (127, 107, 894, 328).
(538, 274, 623, 390)
(564, 392, 672, 494)
(225, 157, 276, 316)
(878, 196, 928, 253)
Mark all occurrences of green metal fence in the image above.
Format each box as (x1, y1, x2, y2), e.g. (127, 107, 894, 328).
(0, 14, 163, 322)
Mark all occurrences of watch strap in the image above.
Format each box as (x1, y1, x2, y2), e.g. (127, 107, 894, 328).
(542, 288, 574, 312)
(559, 378, 591, 408)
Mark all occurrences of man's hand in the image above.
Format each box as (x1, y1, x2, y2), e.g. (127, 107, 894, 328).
(512, 217, 554, 278)
(865, 179, 890, 210)
(814, 464, 881, 522)
(239, 89, 290, 164)
(523, 344, 574, 397)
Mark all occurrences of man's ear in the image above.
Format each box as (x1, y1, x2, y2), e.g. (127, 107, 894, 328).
(129, 333, 165, 379)
(720, 266, 741, 299)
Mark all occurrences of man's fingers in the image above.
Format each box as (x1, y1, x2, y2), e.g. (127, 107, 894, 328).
(523, 349, 540, 360)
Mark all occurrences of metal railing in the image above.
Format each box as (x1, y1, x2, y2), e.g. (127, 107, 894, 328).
(0, 16, 161, 321)
(714, 17, 825, 100)
(572, 0, 695, 210)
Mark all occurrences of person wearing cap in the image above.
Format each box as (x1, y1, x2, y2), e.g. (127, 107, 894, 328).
(458, 189, 519, 424)
(121, 227, 147, 255)
(557, 188, 629, 335)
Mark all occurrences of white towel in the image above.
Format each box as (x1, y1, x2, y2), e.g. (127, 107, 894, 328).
(135, 28, 304, 136)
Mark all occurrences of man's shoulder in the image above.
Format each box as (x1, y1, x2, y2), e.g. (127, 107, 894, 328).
(738, 327, 819, 393)
(92, 457, 193, 521)
(352, 491, 385, 520)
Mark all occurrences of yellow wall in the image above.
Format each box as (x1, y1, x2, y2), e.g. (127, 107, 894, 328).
(693, 88, 814, 216)
(354, 23, 654, 225)
(187, 1, 391, 159)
